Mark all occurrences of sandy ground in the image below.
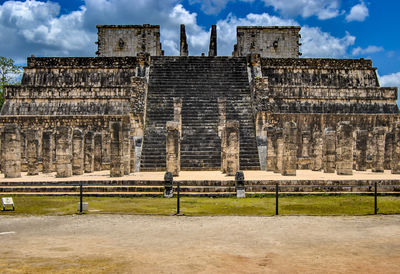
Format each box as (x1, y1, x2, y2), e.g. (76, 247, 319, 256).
(2, 169, 400, 182)
(0, 215, 399, 273)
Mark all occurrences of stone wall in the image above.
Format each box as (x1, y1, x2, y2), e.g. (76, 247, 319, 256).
(96, 25, 162, 57)
(234, 26, 301, 58)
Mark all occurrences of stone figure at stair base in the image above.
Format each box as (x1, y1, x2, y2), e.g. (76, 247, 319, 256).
(56, 126, 73, 178)
(26, 129, 39, 176)
(166, 121, 180, 176)
(110, 122, 124, 177)
(72, 129, 84, 175)
(225, 120, 240, 176)
(336, 121, 353, 175)
(42, 131, 54, 173)
(282, 121, 297, 176)
(372, 127, 386, 172)
(323, 128, 336, 173)
(2, 124, 21, 178)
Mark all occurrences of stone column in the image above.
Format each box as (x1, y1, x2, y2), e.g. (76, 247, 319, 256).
(208, 24, 217, 56)
(94, 133, 102, 171)
(301, 130, 311, 158)
(180, 24, 188, 56)
(166, 121, 180, 176)
(2, 124, 21, 178)
(110, 122, 124, 177)
(173, 97, 182, 140)
(221, 126, 227, 173)
(355, 130, 368, 171)
(266, 127, 276, 171)
(312, 130, 323, 171)
(226, 120, 240, 176)
(122, 122, 131, 175)
(42, 131, 53, 173)
(372, 127, 386, 172)
(130, 137, 136, 173)
(336, 121, 353, 175)
(84, 131, 94, 173)
(56, 126, 72, 178)
(274, 128, 283, 174)
(72, 129, 84, 175)
(384, 132, 393, 170)
(392, 122, 400, 174)
(26, 129, 39, 176)
(282, 121, 297, 176)
(323, 128, 336, 173)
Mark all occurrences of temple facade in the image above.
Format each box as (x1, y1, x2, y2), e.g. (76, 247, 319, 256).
(0, 24, 399, 177)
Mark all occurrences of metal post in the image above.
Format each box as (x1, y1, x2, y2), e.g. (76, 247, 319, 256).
(80, 182, 83, 214)
(374, 182, 378, 215)
(275, 182, 279, 215)
(177, 181, 180, 215)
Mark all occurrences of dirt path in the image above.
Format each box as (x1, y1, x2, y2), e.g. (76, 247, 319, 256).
(1, 215, 399, 273)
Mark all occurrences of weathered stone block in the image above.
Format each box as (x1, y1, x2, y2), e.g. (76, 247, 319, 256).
(122, 123, 131, 175)
(166, 121, 180, 176)
(312, 130, 323, 171)
(94, 133, 102, 171)
(266, 127, 276, 171)
(384, 132, 393, 170)
(356, 130, 368, 171)
(336, 121, 353, 175)
(274, 128, 283, 174)
(42, 131, 53, 173)
(110, 122, 124, 177)
(282, 121, 297, 176)
(130, 137, 136, 173)
(56, 126, 72, 178)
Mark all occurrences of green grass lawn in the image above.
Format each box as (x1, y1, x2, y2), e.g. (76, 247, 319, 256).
(1, 195, 399, 216)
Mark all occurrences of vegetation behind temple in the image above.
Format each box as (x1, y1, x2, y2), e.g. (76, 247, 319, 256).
(0, 56, 22, 109)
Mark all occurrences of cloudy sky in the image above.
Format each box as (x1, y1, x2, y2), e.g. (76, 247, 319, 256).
(0, 0, 399, 99)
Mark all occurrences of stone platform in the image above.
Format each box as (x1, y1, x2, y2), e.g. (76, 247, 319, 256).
(0, 170, 399, 196)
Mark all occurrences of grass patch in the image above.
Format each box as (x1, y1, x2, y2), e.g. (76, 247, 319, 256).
(0, 195, 399, 216)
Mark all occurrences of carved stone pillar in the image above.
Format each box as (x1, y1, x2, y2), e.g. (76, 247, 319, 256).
(226, 120, 240, 176)
(72, 129, 84, 175)
(372, 127, 386, 172)
(56, 126, 72, 178)
(282, 121, 297, 176)
(312, 130, 323, 171)
(130, 137, 136, 173)
(122, 122, 131, 175)
(266, 127, 276, 171)
(355, 130, 368, 171)
(336, 121, 353, 175)
(392, 122, 400, 174)
(2, 124, 21, 178)
(42, 131, 53, 173)
(166, 121, 180, 176)
(221, 127, 227, 173)
(180, 24, 188, 56)
(26, 129, 39, 176)
(94, 133, 102, 171)
(208, 24, 217, 56)
(274, 128, 283, 174)
(384, 132, 393, 170)
(323, 128, 336, 173)
(110, 122, 124, 177)
(84, 131, 94, 173)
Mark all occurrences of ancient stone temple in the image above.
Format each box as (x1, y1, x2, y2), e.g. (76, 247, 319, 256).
(0, 24, 399, 176)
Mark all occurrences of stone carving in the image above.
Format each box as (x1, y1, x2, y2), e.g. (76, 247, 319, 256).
(122, 123, 131, 175)
(42, 131, 53, 173)
(208, 25, 217, 57)
(180, 24, 188, 57)
(84, 131, 95, 173)
(356, 130, 368, 171)
(26, 129, 39, 176)
(235, 171, 245, 198)
(110, 121, 124, 177)
(94, 133, 102, 171)
(273, 128, 283, 174)
(372, 127, 386, 172)
(312, 129, 323, 171)
(266, 127, 276, 172)
(323, 128, 336, 173)
(392, 122, 400, 174)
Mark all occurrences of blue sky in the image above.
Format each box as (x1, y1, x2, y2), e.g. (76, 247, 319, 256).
(0, 0, 399, 95)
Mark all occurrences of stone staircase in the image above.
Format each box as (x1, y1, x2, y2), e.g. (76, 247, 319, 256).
(140, 56, 260, 171)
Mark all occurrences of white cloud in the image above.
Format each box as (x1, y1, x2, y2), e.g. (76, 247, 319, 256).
(262, 0, 341, 20)
(217, 13, 355, 57)
(188, 0, 254, 15)
(346, 1, 368, 22)
(379, 72, 400, 88)
(352, 45, 383, 56)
